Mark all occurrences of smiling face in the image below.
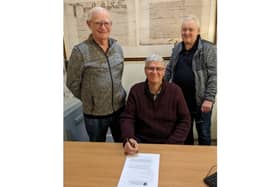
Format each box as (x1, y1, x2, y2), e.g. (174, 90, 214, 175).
(181, 19, 199, 49)
(87, 10, 112, 42)
(144, 61, 165, 85)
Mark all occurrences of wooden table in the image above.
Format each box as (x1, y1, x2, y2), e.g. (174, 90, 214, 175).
(64, 142, 216, 187)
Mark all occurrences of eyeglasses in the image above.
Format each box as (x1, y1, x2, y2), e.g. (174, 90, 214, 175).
(145, 67, 165, 72)
(94, 21, 112, 27)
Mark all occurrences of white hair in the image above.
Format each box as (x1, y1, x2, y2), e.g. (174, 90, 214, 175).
(87, 7, 111, 22)
(145, 54, 165, 66)
(182, 15, 200, 29)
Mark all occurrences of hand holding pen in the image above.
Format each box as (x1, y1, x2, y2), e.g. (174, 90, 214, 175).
(124, 138, 139, 155)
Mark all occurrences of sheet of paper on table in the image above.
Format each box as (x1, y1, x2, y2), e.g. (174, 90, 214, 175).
(117, 153, 160, 187)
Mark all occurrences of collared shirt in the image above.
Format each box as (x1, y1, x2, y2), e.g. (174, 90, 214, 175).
(144, 80, 162, 101)
(152, 88, 161, 101)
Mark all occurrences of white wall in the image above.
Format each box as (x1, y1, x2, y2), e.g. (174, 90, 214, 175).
(122, 61, 146, 93)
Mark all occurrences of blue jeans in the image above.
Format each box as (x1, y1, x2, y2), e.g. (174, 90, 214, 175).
(83, 108, 123, 142)
(185, 106, 212, 145)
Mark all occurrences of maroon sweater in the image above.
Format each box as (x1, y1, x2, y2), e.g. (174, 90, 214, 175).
(120, 80, 191, 144)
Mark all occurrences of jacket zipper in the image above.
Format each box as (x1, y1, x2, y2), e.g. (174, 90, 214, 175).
(93, 40, 116, 113)
(105, 55, 115, 113)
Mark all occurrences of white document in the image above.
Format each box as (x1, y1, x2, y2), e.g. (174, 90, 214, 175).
(117, 153, 160, 187)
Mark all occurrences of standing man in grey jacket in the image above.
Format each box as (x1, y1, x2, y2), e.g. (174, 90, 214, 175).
(165, 15, 217, 145)
(66, 7, 126, 142)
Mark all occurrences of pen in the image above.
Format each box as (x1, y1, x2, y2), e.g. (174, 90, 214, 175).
(127, 138, 136, 148)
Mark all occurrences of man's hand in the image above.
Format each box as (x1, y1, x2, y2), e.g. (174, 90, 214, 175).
(124, 138, 139, 155)
(201, 100, 213, 113)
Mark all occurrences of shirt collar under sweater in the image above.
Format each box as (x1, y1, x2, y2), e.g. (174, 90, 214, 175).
(144, 79, 167, 101)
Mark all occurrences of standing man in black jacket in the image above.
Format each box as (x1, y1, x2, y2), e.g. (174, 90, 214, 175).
(165, 15, 217, 145)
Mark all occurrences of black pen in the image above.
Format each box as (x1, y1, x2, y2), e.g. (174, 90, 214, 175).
(127, 138, 136, 148)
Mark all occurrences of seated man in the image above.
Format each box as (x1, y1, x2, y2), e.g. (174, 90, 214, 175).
(121, 54, 191, 155)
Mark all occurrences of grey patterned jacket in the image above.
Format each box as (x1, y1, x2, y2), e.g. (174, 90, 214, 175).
(165, 37, 217, 106)
(66, 34, 126, 116)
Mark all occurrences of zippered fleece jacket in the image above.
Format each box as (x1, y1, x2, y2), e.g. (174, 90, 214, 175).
(120, 80, 191, 144)
(165, 37, 217, 106)
(66, 34, 126, 116)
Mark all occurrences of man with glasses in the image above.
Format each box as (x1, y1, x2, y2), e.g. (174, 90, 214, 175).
(67, 7, 126, 142)
(165, 15, 217, 145)
(121, 54, 191, 155)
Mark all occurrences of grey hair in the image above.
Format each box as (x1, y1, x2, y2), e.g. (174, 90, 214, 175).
(182, 15, 200, 29)
(87, 7, 111, 22)
(145, 54, 165, 66)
